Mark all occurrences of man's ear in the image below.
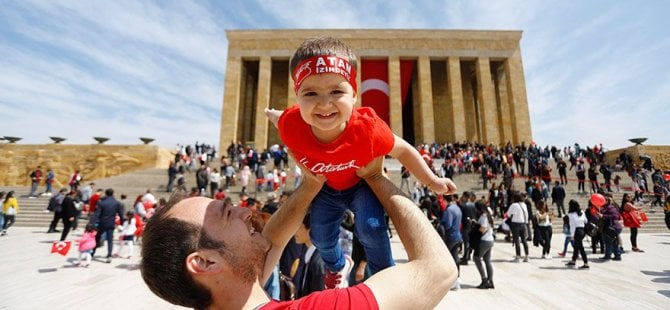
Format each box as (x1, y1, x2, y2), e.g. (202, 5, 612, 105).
(186, 250, 224, 275)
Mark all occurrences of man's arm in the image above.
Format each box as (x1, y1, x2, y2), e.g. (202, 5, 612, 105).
(359, 157, 456, 310)
(260, 165, 324, 284)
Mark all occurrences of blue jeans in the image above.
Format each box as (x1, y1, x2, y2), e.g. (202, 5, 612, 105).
(309, 181, 394, 274)
(30, 182, 38, 196)
(603, 229, 622, 259)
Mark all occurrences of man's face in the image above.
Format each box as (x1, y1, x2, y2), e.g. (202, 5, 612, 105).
(296, 73, 355, 139)
(167, 197, 270, 281)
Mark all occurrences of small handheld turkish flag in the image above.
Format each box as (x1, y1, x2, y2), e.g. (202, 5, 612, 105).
(51, 241, 72, 256)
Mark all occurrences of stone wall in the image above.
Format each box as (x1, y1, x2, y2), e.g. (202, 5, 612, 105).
(0, 144, 174, 187)
(604, 145, 670, 171)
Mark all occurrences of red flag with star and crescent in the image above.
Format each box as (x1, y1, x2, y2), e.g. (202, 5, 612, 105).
(51, 241, 72, 256)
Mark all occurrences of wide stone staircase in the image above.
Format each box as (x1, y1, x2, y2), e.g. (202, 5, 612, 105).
(3, 159, 667, 233)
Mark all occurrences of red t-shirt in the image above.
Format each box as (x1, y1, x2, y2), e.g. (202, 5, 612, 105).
(278, 106, 394, 190)
(89, 193, 101, 213)
(214, 191, 227, 200)
(260, 284, 378, 310)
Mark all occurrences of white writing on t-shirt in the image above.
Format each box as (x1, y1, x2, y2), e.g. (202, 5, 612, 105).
(299, 157, 360, 174)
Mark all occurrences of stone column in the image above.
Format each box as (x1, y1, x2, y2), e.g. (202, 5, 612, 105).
(355, 57, 362, 107)
(447, 57, 466, 142)
(417, 56, 435, 143)
(219, 56, 242, 151)
(494, 65, 513, 144)
(461, 64, 478, 142)
(476, 57, 499, 145)
(388, 56, 403, 136)
(253, 56, 272, 149)
(287, 64, 296, 108)
(505, 48, 532, 145)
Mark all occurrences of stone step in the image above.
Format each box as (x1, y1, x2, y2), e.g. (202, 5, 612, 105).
(3, 160, 668, 235)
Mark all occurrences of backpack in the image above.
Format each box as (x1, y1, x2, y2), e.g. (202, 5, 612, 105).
(47, 195, 61, 212)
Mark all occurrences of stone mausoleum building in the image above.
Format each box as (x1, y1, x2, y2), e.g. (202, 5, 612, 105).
(219, 29, 533, 150)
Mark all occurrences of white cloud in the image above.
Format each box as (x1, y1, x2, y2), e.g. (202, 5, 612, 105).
(1, 0, 668, 151)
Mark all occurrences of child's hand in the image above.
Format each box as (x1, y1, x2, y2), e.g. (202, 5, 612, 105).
(264, 108, 283, 128)
(428, 177, 457, 195)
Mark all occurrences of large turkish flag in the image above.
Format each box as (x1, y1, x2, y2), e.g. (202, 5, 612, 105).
(361, 59, 414, 126)
(361, 59, 390, 124)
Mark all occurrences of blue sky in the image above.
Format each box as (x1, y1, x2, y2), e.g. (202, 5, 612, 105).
(1, 0, 668, 150)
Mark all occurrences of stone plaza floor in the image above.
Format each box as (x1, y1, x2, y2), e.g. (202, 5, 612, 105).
(0, 226, 668, 309)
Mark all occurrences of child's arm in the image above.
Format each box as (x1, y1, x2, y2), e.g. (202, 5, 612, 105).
(264, 108, 283, 128)
(388, 135, 457, 195)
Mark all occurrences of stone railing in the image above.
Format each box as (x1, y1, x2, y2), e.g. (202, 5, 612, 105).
(604, 145, 670, 171)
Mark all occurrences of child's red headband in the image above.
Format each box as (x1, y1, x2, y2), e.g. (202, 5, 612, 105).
(293, 55, 357, 93)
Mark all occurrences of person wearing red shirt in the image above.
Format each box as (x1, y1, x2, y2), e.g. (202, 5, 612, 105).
(140, 157, 456, 309)
(214, 188, 227, 201)
(88, 189, 102, 216)
(265, 37, 457, 288)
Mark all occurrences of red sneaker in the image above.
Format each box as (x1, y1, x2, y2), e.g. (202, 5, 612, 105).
(557, 252, 565, 257)
(323, 255, 353, 289)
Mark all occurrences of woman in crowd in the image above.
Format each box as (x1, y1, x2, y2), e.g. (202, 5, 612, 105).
(2, 191, 18, 236)
(488, 182, 498, 218)
(621, 193, 644, 252)
(597, 196, 622, 261)
(586, 202, 604, 254)
(496, 183, 508, 217)
(507, 191, 529, 262)
(535, 200, 554, 259)
(566, 200, 589, 269)
(473, 201, 495, 289)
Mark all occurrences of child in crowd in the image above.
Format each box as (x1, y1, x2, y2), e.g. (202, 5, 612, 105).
(266, 36, 457, 288)
(76, 223, 97, 267)
(115, 211, 137, 259)
(557, 215, 572, 257)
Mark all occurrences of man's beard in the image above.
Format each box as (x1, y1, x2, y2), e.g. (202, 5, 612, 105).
(218, 238, 268, 283)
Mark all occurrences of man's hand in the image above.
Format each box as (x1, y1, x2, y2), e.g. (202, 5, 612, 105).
(428, 177, 458, 195)
(264, 108, 283, 128)
(356, 156, 385, 181)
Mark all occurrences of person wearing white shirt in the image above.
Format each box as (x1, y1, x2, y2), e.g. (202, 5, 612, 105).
(209, 168, 222, 197)
(566, 200, 589, 269)
(473, 201, 495, 289)
(142, 189, 157, 207)
(506, 192, 529, 262)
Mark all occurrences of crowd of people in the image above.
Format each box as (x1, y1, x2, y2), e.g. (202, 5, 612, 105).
(7, 33, 670, 307)
(4, 137, 668, 308)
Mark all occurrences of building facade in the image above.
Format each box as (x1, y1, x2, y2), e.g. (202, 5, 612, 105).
(220, 29, 532, 150)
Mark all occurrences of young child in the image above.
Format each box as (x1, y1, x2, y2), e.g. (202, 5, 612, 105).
(265, 37, 457, 288)
(76, 223, 97, 267)
(115, 211, 137, 259)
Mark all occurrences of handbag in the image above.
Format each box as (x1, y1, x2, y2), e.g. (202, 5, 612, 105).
(639, 212, 648, 222)
(584, 222, 597, 237)
(603, 225, 618, 239)
(504, 216, 512, 226)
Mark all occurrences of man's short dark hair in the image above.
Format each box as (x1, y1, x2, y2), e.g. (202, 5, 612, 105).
(140, 187, 222, 309)
(105, 188, 114, 196)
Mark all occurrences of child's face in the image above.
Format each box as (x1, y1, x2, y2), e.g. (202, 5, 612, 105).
(296, 73, 355, 140)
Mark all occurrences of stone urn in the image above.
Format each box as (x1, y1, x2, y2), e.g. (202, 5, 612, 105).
(628, 138, 647, 145)
(139, 137, 154, 145)
(93, 137, 110, 144)
(3, 136, 22, 143)
(50, 136, 66, 144)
